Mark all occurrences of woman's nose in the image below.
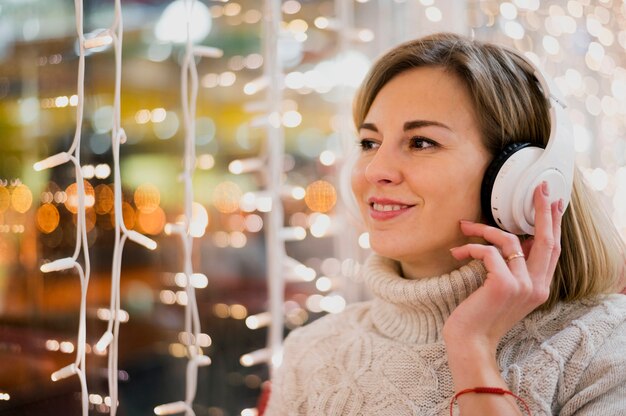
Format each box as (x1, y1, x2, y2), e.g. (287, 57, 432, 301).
(364, 145, 402, 185)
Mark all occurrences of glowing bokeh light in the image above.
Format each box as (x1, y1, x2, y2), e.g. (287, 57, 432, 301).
(320, 294, 346, 314)
(135, 109, 151, 124)
(316, 276, 332, 292)
(134, 183, 161, 214)
(155, 0, 212, 43)
(230, 231, 247, 248)
(358, 232, 370, 249)
(319, 150, 336, 166)
(213, 303, 230, 318)
(64, 181, 95, 214)
(72, 208, 97, 232)
(244, 214, 263, 232)
(304, 180, 337, 213)
(425, 6, 442, 22)
(190, 202, 209, 237)
(282, 110, 302, 128)
(243, 9, 262, 24)
(36, 203, 60, 234)
(94, 164, 111, 179)
(309, 213, 332, 237)
(137, 206, 166, 235)
(230, 304, 247, 320)
(197, 154, 215, 170)
(110, 201, 136, 230)
(282, 0, 301, 15)
(213, 181, 242, 214)
(94, 184, 114, 215)
(11, 184, 33, 213)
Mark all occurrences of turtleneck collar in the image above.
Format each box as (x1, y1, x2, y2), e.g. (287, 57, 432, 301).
(364, 254, 487, 344)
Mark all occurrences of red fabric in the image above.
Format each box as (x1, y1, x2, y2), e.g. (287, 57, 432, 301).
(257, 381, 271, 416)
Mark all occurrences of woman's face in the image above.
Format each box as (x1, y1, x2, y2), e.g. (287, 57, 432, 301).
(351, 66, 492, 279)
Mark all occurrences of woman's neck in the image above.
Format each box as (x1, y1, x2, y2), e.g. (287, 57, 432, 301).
(400, 252, 471, 280)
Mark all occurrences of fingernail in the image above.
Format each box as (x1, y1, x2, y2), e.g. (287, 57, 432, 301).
(459, 219, 472, 224)
(542, 181, 549, 196)
(558, 198, 564, 213)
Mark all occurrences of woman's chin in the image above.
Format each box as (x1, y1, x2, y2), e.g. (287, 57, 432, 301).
(369, 240, 411, 262)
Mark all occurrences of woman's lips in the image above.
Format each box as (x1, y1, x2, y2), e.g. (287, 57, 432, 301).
(368, 201, 415, 220)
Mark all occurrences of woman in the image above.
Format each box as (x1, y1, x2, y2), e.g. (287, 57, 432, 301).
(265, 33, 626, 415)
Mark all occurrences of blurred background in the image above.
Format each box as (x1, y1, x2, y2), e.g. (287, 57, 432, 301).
(0, 0, 624, 415)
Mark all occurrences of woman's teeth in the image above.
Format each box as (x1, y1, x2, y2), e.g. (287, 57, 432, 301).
(372, 203, 408, 212)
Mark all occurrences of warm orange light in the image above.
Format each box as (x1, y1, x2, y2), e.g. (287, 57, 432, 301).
(213, 181, 242, 214)
(213, 303, 230, 318)
(137, 206, 166, 235)
(304, 180, 336, 213)
(0, 187, 9, 213)
(94, 184, 114, 215)
(134, 183, 160, 214)
(230, 304, 248, 320)
(11, 184, 33, 213)
(36, 203, 60, 234)
(227, 214, 246, 232)
(64, 181, 95, 214)
(86, 208, 96, 232)
(72, 208, 96, 232)
(110, 201, 136, 230)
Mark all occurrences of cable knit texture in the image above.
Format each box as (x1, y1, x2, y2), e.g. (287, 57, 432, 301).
(266, 254, 626, 415)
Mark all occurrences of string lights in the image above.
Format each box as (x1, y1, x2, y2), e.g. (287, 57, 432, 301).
(154, 0, 222, 415)
(251, 0, 287, 376)
(463, 0, 626, 237)
(87, 2, 157, 416)
(235, 2, 369, 405)
(32, 0, 100, 413)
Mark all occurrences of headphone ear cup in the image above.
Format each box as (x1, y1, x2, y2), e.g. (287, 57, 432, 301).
(481, 142, 534, 230)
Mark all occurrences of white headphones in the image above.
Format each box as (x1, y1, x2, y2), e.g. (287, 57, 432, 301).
(480, 49, 575, 235)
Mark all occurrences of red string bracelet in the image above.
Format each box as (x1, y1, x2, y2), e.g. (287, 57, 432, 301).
(449, 387, 532, 416)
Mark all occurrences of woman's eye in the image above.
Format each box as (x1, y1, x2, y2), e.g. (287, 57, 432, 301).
(409, 136, 436, 149)
(358, 139, 379, 151)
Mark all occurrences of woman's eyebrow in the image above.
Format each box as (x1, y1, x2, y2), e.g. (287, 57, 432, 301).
(403, 120, 451, 131)
(359, 120, 452, 132)
(359, 122, 378, 132)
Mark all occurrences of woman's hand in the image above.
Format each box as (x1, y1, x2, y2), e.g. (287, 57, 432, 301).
(444, 181, 564, 351)
(443, 181, 564, 415)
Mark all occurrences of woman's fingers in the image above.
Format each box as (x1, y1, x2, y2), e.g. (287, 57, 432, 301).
(459, 221, 520, 253)
(450, 243, 510, 276)
(526, 182, 558, 281)
(453, 181, 564, 308)
(544, 199, 563, 286)
(450, 243, 531, 300)
(458, 221, 527, 275)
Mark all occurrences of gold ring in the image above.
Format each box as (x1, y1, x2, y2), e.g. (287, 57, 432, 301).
(504, 251, 526, 263)
(505, 251, 525, 263)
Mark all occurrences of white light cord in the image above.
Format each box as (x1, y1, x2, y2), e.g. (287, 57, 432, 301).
(238, 0, 287, 378)
(154, 0, 221, 414)
(33, 1, 92, 414)
(179, 0, 203, 411)
(334, 0, 364, 305)
(262, 0, 286, 378)
(93, 1, 157, 415)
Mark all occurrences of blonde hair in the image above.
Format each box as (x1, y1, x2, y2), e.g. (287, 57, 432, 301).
(353, 32, 624, 308)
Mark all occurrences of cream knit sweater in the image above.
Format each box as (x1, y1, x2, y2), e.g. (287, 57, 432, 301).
(266, 255, 626, 415)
